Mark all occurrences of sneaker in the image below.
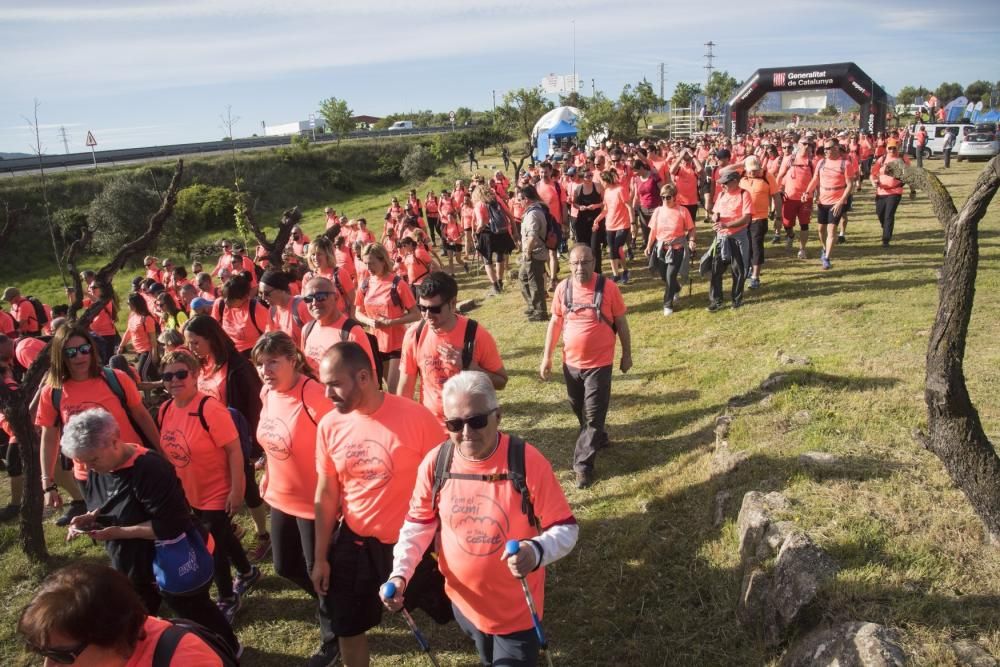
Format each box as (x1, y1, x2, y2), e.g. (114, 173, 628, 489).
(797, 249, 807, 260)
(732, 298, 743, 309)
(785, 237, 794, 250)
(575, 470, 593, 489)
(771, 234, 782, 245)
(620, 270, 630, 285)
(527, 313, 549, 322)
(0, 504, 20, 522)
(707, 301, 723, 313)
(233, 565, 262, 597)
(882, 240, 890, 248)
(822, 257, 832, 270)
(55, 500, 87, 527)
(663, 306, 674, 316)
(497, 280, 504, 291)
(247, 533, 271, 563)
(486, 284, 499, 297)
(748, 278, 761, 289)
(217, 594, 241, 624)
(307, 641, 342, 667)
(838, 234, 847, 244)
(820, 248, 827, 261)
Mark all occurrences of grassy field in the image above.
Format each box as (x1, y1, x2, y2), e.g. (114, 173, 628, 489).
(2, 155, 999, 666)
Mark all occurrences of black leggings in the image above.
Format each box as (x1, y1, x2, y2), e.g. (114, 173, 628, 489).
(136, 578, 239, 653)
(136, 352, 155, 382)
(427, 216, 441, 244)
(194, 508, 252, 599)
(270, 508, 337, 644)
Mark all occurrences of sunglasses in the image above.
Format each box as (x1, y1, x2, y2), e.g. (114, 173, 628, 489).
(63, 343, 93, 359)
(664, 195, 674, 200)
(222, 245, 231, 249)
(24, 639, 88, 664)
(162, 370, 191, 382)
(302, 292, 332, 304)
(417, 303, 446, 314)
(444, 410, 496, 433)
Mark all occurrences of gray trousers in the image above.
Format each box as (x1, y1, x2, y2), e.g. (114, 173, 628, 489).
(519, 257, 548, 316)
(564, 364, 612, 473)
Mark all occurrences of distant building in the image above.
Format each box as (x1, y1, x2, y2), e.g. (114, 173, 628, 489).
(351, 115, 381, 129)
(263, 119, 327, 137)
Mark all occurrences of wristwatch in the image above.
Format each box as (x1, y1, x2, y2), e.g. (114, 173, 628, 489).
(43, 483, 58, 493)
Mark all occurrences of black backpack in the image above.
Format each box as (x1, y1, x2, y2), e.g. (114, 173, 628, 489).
(526, 203, 559, 251)
(431, 435, 540, 531)
(414, 318, 478, 370)
(563, 275, 617, 332)
(486, 201, 508, 234)
(152, 618, 240, 667)
(360, 275, 403, 309)
(301, 318, 384, 389)
(24, 296, 49, 327)
(215, 298, 262, 335)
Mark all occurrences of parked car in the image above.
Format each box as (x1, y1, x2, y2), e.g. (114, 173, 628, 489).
(957, 128, 1000, 161)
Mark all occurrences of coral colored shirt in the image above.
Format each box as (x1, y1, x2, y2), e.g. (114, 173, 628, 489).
(258, 375, 332, 519)
(126, 313, 156, 354)
(648, 205, 694, 248)
(673, 162, 700, 206)
(714, 187, 753, 236)
(872, 155, 910, 196)
(739, 173, 780, 220)
(124, 616, 223, 667)
(815, 158, 856, 206)
(211, 299, 275, 353)
(88, 300, 117, 337)
(535, 180, 564, 224)
(400, 316, 503, 423)
(403, 247, 434, 286)
(302, 315, 375, 374)
(405, 433, 576, 635)
(315, 393, 444, 544)
(159, 392, 239, 511)
(270, 297, 312, 346)
(602, 185, 631, 232)
(197, 361, 227, 403)
(780, 155, 815, 200)
(356, 274, 417, 354)
(551, 274, 626, 370)
(0, 309, 14, 336)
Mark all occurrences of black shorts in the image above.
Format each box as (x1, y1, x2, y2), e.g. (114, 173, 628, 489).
(443, 241, 462, 253)
(381, 349, 402, 361)
(816, 204, 845, 226)
(607, 229, 630, 260)
(476, 231, 516, 261)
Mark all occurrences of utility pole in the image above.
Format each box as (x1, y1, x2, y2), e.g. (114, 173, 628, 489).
(704, 40, 716, 90)
(592, 78, 596, 97)
(58, 125, 70, 154)
(572, 19, 577, 93)
(659, 62, 667, 111)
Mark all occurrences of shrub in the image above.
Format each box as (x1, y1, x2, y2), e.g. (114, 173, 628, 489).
(87, 175, 161, 254)
(166, 184, 237, 253)
(399, 145, 436, 183)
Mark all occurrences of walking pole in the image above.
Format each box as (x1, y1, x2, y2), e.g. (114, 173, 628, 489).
(380, 582, 441, 667)
(504, 540, 555, 667)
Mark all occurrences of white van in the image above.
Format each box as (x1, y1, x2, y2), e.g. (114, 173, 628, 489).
(388, 121, 414, 131)
(908, 123, 974, 158)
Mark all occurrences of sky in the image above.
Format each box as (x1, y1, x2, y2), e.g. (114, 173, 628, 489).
(1, 0, 998, 154)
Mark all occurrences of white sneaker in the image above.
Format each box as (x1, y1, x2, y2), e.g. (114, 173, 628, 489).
(797, 249, 807, 260)
(663, 307, 674, 316)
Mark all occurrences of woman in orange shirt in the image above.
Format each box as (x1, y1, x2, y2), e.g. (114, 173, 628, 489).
(118, 292, 159, 382)
(424, 190, 440, 246)
(645, 184, 697, 315)
(305, 235, 356, 318)
(594, 169, 635, 284)
(159, 349, 260, 620)
(86, 280, 120, 365)
(353, 243, 419, 392)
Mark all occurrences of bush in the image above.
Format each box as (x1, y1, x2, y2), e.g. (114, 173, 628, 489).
(87, 175, 161, 254)
(399, 145, 436, 183)
(167, 184, 236, 253)
(52, 206, 90, 247)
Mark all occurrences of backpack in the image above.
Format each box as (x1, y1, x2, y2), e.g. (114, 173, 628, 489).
(301, 318, 385, 389)
(527, 203, 559, 251)
(360, 275, 403, 309)
(24, 296, 48, 327)
(215, 298, 262, 335)
(563, 275, 617, 333)
(151, 618, 240, 667)
(157, 396, 254, 461)
(53, 367, 156, 450)
(431, 435, 541, 532)
(414, 318, 478, 370)
(486, 200, 508, 234)
(270, 295, 304, 331)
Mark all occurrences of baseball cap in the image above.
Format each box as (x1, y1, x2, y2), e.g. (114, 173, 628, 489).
(715, 148, 731, 160)
(743, 156, 761, 171)
(718, 168, 741, 184)
(190, 297, 212, 312)
(566, 166, 577, 175)
(15, 337, 45, 369)
(886, 138, 899, 147)
(148, 282, 165, 295)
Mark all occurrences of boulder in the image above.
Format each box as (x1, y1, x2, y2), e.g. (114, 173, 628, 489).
(761, 373, 790, 392)
(737, 492, 790, 565)
(776, 349, 812, 366)
(712, 444, 749, 476)
(951, 639, 998, 667)
(767, 532, 839, 643)
(737, 568, 771, 631)
(456, 299, 478, 314)
(780, 622, 907, 667)
(799, 452, 839, 467)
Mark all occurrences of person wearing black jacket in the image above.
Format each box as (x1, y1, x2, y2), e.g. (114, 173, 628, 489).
(183, 315, 270, 561)
(62, 407, 239, 654)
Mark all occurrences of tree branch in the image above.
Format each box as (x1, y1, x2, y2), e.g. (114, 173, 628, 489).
(244, 204, 301, 266)
(885, 160, 959, 224)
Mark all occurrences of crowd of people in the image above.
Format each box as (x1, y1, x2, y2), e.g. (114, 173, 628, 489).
(0, 123, 921, 666)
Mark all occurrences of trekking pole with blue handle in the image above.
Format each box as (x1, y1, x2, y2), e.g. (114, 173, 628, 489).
(504, 540, 555, 667)
(380, 581, 441, 667)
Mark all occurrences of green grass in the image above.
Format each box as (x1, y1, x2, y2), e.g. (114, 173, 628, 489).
(3, 158, 1000, 665)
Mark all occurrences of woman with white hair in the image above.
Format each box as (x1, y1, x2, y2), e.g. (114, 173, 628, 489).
(61, 407, 240, 654)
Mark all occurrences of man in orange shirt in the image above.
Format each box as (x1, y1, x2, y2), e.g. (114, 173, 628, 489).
(312, 342, 449, 667)
(739, 156, 781, 290)
(383, 371, 578, 666)
(540, 245, 632, 488)
(300, 277, 374, 374)
(2, 287, 41, 337)
(802, 139, 855, 271)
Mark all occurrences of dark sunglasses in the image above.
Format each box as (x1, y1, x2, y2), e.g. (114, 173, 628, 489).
(444, 410, 496, 433)
(24, 639, 88, 664)
(161, 370, 191, 382)
(302, 292, 332, 304)
(417, 303, 446, 314)
(783, 145, 793, 150)
(63, 343, 93, 359)
(664, 195, 674, 200)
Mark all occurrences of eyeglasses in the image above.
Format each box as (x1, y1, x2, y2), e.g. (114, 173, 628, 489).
(302, 292, 332, 304)
(444, 410, 496, 433)
(63, 343, 93, 359)
(663, 195, 675, 200)
(24, 638, 88, 664)
(161, 369, 191, 382)
(417, 303, 446, 314)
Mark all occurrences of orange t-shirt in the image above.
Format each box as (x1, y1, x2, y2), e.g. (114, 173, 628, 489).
(406, 433, 575, 635)
(400, 316, 503, 423)
(197, 362, 227, 403)
(404, 247, 434, 286)
(159, 393, 239, 511)
(258, 376, 332, 519)
(356, 274, 417, 354)
(551, 275, 626, 369)
(739, 173, 779, 220)
(36, 370, 146, 480)
(815, 158, 856, 206)
(270, 297, 312, 346)
(460, 204, 475, 231)
(780, 154, 814, 200)
(714, 188, 752, 236)
(648, 205, 694, 248)
(315, 393, 444, 544)
(124, 616, 223, 666)
(673, 163, 700, 206)
(535, 180, 564, 224)
(302, 315, 375, 373)
(126, 313, 156, 354)
(872, 155, 910, 196)
(603, 185, 631, 232)
(88, 300, 117, 337)
(306, 266, 356, 316)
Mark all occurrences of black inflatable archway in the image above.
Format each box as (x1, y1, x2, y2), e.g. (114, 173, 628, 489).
(724, 62, 888, 139)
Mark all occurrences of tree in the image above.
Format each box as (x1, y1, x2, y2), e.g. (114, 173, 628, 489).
(896, 85, 932, 106)
(964, 80, 992, 104)
(671, 82, 702, 110)
(87, 175, 162, 254)
(577, 92, 614, 145)
(318, 96, 354, 142)
(559, 91, 589, 111)
(496, 88, 554, 150)
(633, 79, 664, 128)
(885, 156, 1000, 546)
(454, 107, 473, 127)
(399, 145, 436, 183)
(704, 71, 739, 111)
(934, 82, 964, 104)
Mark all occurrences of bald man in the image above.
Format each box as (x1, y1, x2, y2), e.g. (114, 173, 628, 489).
(299, 277, 375, 374)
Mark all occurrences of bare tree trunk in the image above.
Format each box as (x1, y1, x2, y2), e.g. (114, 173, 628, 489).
(245, 205, 301, 267)
(888, 157, 1000, 544)
(1, 201, 27, 248)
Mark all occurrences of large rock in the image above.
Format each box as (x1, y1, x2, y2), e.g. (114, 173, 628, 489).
(737, 491, 791, 565)
(712, 443, 749, 475)
(951, 639, 998, 667)
(799, 452, 839, 467)
(780, 622, 907, 667)
(767, 532, 839, 644)
(737, 568, 771, 631)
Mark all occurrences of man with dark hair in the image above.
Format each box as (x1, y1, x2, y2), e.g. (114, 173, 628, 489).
(211, 274, 275, 356)
(518, 185, 550, 321)
(397, 272, 507, 424)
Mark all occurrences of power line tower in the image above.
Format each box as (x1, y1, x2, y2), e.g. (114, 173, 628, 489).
(704, 41, 716, 90)
(659, 62, 668, 110)
(58, 125, 70, 154)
